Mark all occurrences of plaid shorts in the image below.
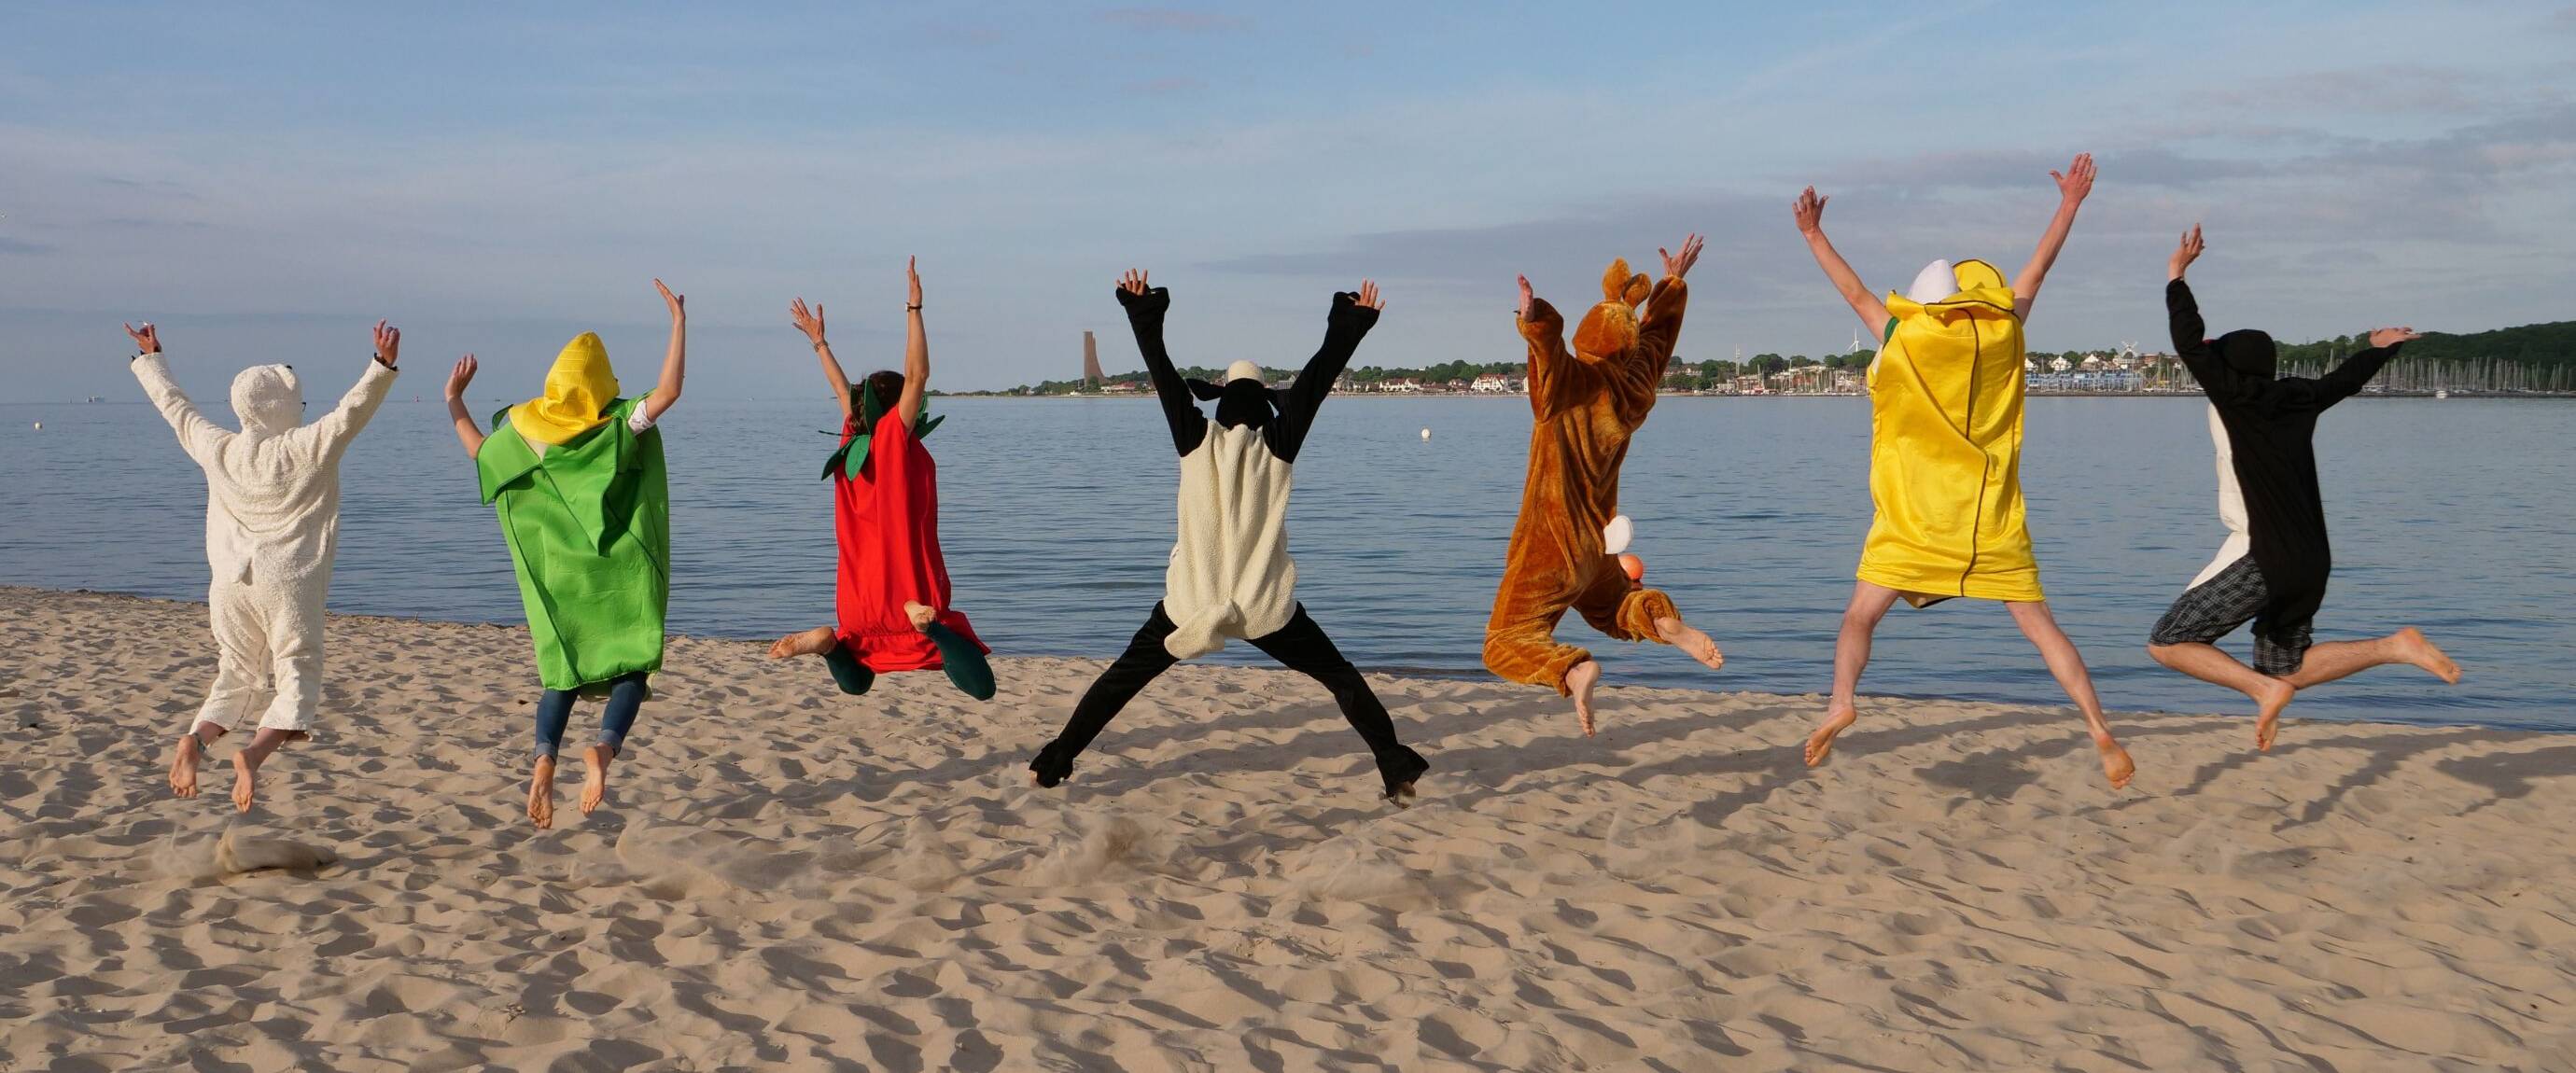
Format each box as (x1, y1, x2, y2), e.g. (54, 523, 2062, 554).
(2149, 557, 2312, 676)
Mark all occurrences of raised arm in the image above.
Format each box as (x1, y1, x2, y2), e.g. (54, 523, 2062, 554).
(311, 320, 401, 455)
(897, 257, 929, 428)
(443, 354, 487, 458)
(2312, 327, 2417, 406)
(1269, 280, 1382, 462)
(1794, 189, 1889, 333)
(124, 322, 228, 465)
(2012, 153, 2094, 319)
(639, 279, 686, 423)
(789, 296, 853, 418)
(1117, 269, 1205, 456)
(1630, 234, 1701, 373)
(2163, 225, 2235, 395)
(1517, 275, 1578, 412)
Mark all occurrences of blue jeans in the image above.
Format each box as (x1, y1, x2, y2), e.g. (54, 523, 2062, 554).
(535, 672, 650, 760)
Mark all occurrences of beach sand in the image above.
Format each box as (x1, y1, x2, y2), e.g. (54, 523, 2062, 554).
(3, 587, 2572, 1071)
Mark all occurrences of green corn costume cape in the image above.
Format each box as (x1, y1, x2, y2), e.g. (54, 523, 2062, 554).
(476, 397, 670, 693)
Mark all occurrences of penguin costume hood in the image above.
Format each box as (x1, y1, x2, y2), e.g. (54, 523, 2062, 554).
(1186, 359, 1281, 430)
(2213, 328, 2277, 379)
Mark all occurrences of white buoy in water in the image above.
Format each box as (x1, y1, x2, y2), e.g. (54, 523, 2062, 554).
(1420, 427, 1431, 440)
(31, 422, 40, 431)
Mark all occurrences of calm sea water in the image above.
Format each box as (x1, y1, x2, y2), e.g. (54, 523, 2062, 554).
(4, 394, 2569, 729)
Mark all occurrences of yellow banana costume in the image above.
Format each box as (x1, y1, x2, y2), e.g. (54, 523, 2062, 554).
(1857, 258, 2043, 605)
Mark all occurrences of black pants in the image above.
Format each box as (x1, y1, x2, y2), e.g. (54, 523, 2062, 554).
(1030, 602, 1429, 797)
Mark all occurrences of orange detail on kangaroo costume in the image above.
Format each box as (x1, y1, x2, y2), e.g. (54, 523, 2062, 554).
(1483, 260, 1689, 694)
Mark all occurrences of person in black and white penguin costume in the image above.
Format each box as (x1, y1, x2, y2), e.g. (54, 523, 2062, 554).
(2147, 225, 2462, 751)
(1028, 270, 1431, 802)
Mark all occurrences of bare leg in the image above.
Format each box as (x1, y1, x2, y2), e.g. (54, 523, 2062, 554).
(169, 722, 226, 799)
(1565, 659, 1603, 737)
(580, 745, 615, 815)
(2005, 601, 2134, 788)
(228, 728, 306, 814)
(2148, 641, 2297, 751)
(768, 626, 837, 660)
(2289, 628, 2460, 689)
(527, 755, 557, 829)
(1806, 581, 1899, 767)
(1653, 615, 1725, 672)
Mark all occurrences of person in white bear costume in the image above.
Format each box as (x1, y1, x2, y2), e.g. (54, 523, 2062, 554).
(125, 319, 400, 813)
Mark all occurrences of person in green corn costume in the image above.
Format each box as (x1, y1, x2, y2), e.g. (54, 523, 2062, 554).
(443, 279, 688, 829)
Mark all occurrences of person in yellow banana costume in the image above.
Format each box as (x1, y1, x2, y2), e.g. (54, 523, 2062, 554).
(1790, 154, 2135, 790)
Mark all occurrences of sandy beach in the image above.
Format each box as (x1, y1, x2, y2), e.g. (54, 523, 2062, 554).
(3, 586, 2571, 1071)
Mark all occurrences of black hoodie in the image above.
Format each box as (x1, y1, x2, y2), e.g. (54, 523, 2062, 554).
(2167, 280, 2401, 650)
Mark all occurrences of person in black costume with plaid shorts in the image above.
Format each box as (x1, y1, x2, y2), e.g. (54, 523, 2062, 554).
(2145, 225, 2462, 752)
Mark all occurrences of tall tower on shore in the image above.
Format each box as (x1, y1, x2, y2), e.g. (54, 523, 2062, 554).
(1082, 330, 1103, 386)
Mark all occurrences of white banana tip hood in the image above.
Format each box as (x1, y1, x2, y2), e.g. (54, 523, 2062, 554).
(1905, 259, 1959, 304)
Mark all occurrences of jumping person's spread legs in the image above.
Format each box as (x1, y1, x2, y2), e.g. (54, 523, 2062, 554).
(2146, 640, 2297, 750)
(1806, 581, 1898, 767)
(908, 603, 998, 702)
(528, 756, 557, 829)
(1030, 605, 1182, 787)
(2007, 600, 2134, 788)
(1247, 606, 1429, 800)
(768, 626, 837, 660)
(581, 673, 650, 816)
(227, 727, 306, 814)
(528, 688, 577, 829)
(2289, 628, 2461, 690)
(1565, 659, 1603, 737)
(169, 723, 226, 799)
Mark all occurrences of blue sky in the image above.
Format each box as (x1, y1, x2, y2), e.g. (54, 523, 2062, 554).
(3, 1, 2571, 400)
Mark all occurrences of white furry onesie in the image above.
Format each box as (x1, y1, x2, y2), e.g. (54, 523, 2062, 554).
(132, 354, 398, 733)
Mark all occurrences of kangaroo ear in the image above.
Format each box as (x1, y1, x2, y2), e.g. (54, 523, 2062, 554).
(1600, 258, 1633, 301)
(1622, 272, 1652, 306)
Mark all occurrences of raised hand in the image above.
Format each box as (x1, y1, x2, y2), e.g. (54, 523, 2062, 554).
(445, 354, 479, 400)
(1793, 187, 1829, 236)
(1660, 233, 1704, 280)
(371, 320, 401, 369)
(1516, 274, 1533, 320)
(654, 278, 685, 321)
(2051, 152, 2097, 205)
(1119, 268, 1150, 296)
(1352, 279, 1383, 311)
(124, 321, 161, 355)
(789, 298, 827, 345)
(906, 256, 923, 309)
(2169, 224, 2205, 280)
(2368, 327, 2423, 348)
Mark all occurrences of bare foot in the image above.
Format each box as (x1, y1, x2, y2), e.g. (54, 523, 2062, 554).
(1657, 618, 1726, 672)
(1804, 700, 1857, 767)
(2096, 736, 2136, 789)
(170, 732, 204, 799)
(1565, 659, 1603, 736)
(231, 751, 259, 814)
(527, 756, 557, 829)
(903, 601, 938, 633)
(768, 626, 836, 660)
(1387, 781, 1419, 807)
(581, 745, 614, 815)
(2393, 627, 2461, 685)
(2252, 676, 2296, 752)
